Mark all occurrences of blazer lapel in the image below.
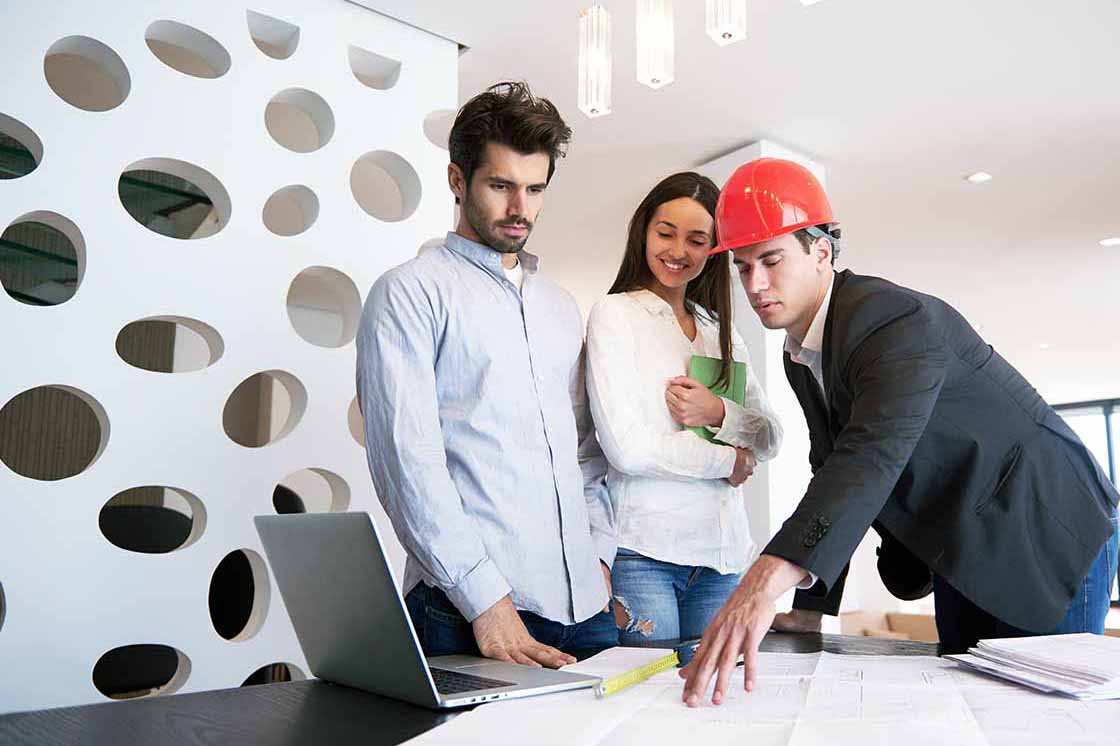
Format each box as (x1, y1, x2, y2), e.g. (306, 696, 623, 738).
(822, 270, 851, 438)
(784, 351, 830, 441)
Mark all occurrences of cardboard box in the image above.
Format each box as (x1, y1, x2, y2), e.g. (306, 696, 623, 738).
(885, 612, 939, 643)
(839, 610, 938, 643)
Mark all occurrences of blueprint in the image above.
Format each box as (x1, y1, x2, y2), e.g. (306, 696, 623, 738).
(406, 649, 1120, 745)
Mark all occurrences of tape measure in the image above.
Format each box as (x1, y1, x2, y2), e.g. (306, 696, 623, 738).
(594, 651, 680, 698)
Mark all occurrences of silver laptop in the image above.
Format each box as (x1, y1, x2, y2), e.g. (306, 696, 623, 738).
(254, 512, 600, 709)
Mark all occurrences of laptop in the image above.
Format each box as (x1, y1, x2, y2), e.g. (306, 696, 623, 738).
(254, 512, 600, 709)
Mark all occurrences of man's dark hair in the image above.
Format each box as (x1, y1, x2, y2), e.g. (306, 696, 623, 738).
(448, 81, 572, 203)
(794, 224, 843, 263)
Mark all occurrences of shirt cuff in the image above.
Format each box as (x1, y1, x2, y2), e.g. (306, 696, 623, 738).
(717, 444, 737, 479)
(711, 396, 746, 446)
(444, 557, 512, 623)
(796, 570, 819, 590)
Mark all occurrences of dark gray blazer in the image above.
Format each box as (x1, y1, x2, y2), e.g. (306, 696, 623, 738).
(766, 270, 1118, 631)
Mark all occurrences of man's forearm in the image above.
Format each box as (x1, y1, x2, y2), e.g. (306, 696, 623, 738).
(747, 554, 810, 600)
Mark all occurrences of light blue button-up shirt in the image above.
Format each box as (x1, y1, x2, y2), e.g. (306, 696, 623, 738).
(356, 232, 615, 625)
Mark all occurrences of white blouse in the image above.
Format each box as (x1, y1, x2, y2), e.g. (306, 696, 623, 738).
(585, 289, 783, 573)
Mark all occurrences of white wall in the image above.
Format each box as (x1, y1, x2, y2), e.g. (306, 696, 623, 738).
(0, 0, 455, 713)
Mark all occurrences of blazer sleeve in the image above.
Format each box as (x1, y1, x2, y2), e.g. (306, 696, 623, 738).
(794, 564, 849, 615)
(763, 299, 950, 594)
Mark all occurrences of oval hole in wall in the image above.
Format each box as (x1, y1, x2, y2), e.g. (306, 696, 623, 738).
(115, 316, 224, 373)
(119, 158, 231, 240)
(1, 211, 85, 306)
(262, 184, 319, 237)
(274, 468, 350, 514)
(92, 645, 191, 699)
(99, 486, 207, 553)
(209, 549, 270, 641)
(286, 266, 361, 348)
(222, 371, 306, 448)
(145, 20, 231, 79)
(242, 662, 307, 686)
(350, 150, 421, 223)
(247, 10, 299, 60)
(44, 36, 131, 112)
(347, 396, 364, 448)
(348, 44, 401, 90)
(0, 385, 109, 481)
(422, 109, 454, 150)
(265, 88, 334, 153)
(0, 113, 44, 179)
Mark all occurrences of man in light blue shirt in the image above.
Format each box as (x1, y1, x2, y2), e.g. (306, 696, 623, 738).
(356, 82, 617, 667)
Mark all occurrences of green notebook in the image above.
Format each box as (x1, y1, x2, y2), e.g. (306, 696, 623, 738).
(687, 355, 747, 444)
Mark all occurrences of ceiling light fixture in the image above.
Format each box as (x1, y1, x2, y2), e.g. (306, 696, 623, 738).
(636, 0, 674, 89)
(1099, 237, 1120, 247)
(800, 0, 826, 5)
(706, 0, 747, 47)
(965, 171, 993, 184)
(578, 6, 613, 118)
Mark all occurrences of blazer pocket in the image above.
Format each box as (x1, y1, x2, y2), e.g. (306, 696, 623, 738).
(975, 443, 1023, 515)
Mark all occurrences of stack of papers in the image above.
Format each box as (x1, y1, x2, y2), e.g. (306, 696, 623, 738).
(948, 633, 1120, 700)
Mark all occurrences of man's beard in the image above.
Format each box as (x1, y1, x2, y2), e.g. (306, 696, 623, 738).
(463, 193, 533, 254)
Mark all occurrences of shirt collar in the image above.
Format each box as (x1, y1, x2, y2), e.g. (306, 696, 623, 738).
(785, 272, 835, 357)
(627, 288, 717, 325)
(629, 288, 675, 318)
(444, 231, 540, 279)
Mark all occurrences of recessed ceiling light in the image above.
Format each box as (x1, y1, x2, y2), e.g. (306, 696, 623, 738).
(800, 0, 825, 5)
(1100, 237, 1120, 247)
(1038, 342, 1052, 350)
(965, 171, 992, 184)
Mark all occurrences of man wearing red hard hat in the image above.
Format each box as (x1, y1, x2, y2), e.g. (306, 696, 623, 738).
(680, 157, 1119, 707)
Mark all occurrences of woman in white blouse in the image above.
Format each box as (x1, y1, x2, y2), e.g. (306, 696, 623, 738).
(586, 172, 783, 644)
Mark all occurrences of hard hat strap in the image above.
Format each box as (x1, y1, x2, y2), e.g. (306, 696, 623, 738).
(804, 224, 842, 262)
(804, 224, 837, 246)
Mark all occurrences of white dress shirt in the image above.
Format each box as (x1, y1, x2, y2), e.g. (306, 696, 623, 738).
(586, 289, 783, 574)
(783, 272, 834, 395)
(783, 272, 835, 590)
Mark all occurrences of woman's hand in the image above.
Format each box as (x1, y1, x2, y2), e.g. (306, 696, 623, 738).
(666, 376, 725, 428)
(729, 448, 756, 487)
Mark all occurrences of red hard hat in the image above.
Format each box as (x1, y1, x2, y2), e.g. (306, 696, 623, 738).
(711, 158, 834, 255)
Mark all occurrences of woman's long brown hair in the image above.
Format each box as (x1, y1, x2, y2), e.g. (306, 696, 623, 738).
(607, 171, 733, 388)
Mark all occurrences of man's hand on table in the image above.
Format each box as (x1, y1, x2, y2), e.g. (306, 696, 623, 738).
(472, 596, 576, 669)
(679, 555, 809, 706)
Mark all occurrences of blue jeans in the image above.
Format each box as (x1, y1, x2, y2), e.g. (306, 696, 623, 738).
(933, 512, 1119, 653)
(404, 583, 618, 660)
(610, 548, 742, 645)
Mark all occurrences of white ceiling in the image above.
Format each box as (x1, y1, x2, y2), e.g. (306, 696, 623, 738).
(359, 0, 1120, 405)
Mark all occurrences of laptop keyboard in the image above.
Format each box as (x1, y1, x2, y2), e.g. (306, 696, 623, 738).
(430, 667, 515, 694)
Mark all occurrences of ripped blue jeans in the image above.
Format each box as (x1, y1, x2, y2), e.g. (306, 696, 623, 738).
(610, 548, 742, 645)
